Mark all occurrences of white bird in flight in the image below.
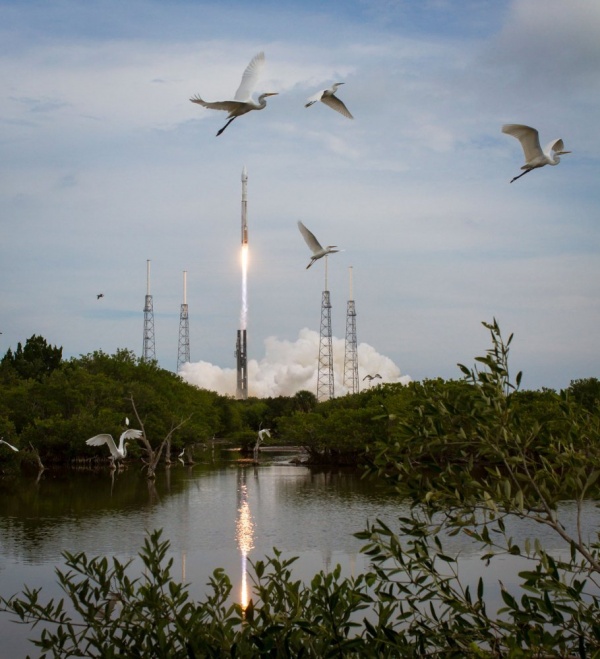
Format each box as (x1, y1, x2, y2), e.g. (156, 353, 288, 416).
(363, 374, 382, 382)
(190, 52, 278, 136)
(502, 124, 571, 183)
(297, 221, 339, 269)
(305, 83, 353, 119)
(0, 437, 19, 452)
(86, 428, 143, 463)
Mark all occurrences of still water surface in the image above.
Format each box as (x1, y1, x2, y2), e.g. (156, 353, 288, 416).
(1, 449, 598, 656)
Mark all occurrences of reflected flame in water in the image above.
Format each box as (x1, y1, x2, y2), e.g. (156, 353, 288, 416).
(236, 476, 255, 609)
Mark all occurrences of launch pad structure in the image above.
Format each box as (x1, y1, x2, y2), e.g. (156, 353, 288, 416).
(317, 256, 335, 402)
(142, 259, 156, 362)
(236, 329, 248, 399)
(343, 266, 359, 394)
(177, 270, 191, 371)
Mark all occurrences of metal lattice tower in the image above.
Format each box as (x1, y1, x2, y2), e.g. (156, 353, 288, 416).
(317, 257, 334, 402)
(177, 270, 190, 371)
(142, 259, 156, 362)
(343, 266, 359, 394)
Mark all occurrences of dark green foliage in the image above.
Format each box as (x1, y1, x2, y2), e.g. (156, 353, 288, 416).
(0, 335, 63, 382)
(0, 344, 234, 464)
(567, 376, 600, 412)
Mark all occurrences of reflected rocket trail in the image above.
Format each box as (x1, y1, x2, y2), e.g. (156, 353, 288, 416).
(236, 470, 255, 609)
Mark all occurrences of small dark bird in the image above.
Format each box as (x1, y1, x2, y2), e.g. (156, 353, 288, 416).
(97, 293, 104, 299)
(363, 374, 382, 382)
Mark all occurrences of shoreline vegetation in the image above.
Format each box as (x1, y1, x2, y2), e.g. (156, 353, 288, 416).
(1, 320, 600, 656)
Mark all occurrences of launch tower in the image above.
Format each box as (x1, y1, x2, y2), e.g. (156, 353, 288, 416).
(317, 257, 335, 401)
(177, 270, 190, 371)
(142, 259, 156, 361)
(343, 266, 359, 394)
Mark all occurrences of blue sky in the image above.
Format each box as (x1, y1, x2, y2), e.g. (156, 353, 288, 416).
(1, 0, 600, 395)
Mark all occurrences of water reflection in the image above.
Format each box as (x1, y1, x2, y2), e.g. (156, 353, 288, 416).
(236, 468, 256, 608)
(1, 455, 599, 657)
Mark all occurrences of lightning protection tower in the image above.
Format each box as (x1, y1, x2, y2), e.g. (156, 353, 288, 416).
(317, 256, 334, 402)
(177, 270, 191, 371)
(142, 259, 156, 362)
(343, 266, 359, 394)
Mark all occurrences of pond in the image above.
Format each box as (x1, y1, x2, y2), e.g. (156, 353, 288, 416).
(0, 448, 598, 656)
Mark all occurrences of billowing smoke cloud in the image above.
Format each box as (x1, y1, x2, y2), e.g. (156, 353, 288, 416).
(179, 328, 411, 397)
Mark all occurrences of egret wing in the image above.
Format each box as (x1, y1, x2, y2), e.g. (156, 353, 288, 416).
(544, 138, 568, 155)
(122, 429, 143, 440)
(0, 439, 18, 451)
(305, 89, 325, 108)
(502, 124, 542, 161)
(234, 52, 265, 101)
(298, 221, 323, 254)
(86, 433, 119, 458)
(321, 94, 353, 119)
(190, 96, 245, 113)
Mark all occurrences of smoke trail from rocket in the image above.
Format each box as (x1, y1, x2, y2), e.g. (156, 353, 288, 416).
(241, 244, 248, 330)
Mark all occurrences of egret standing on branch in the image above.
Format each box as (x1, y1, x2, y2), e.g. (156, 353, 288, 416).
(502, 124, 571, 183)
(305, 83, 353, 119)
(190, 52, 278, 136)
(298, 221, 339, 269)
(254, 428, 270, 461)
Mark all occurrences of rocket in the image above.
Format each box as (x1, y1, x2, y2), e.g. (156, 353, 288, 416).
(241, 165, 248, 245)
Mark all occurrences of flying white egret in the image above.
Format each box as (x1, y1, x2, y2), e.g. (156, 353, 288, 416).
(86, 428, 143, 464)
(0, 438, 19, 452)
(190, 52, 278, 136)
(305, 83, 353, 119)
(502, 124, 571, 183)
(297, 221, 339, 269)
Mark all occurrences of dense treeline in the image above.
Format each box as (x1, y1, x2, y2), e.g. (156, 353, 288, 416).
(2, 334, 600, 471)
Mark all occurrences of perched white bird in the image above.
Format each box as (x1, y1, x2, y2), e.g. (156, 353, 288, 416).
(0, 438, 19, 452)
(86, 429, 143, 463)
(257, 428, 271, 443)
(502, 124, 571, 183)
(254, 428, 271, 461)
(190, 52, 278, 136)
(305, 83, 353, 119)
(297, 221, 339, 269)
